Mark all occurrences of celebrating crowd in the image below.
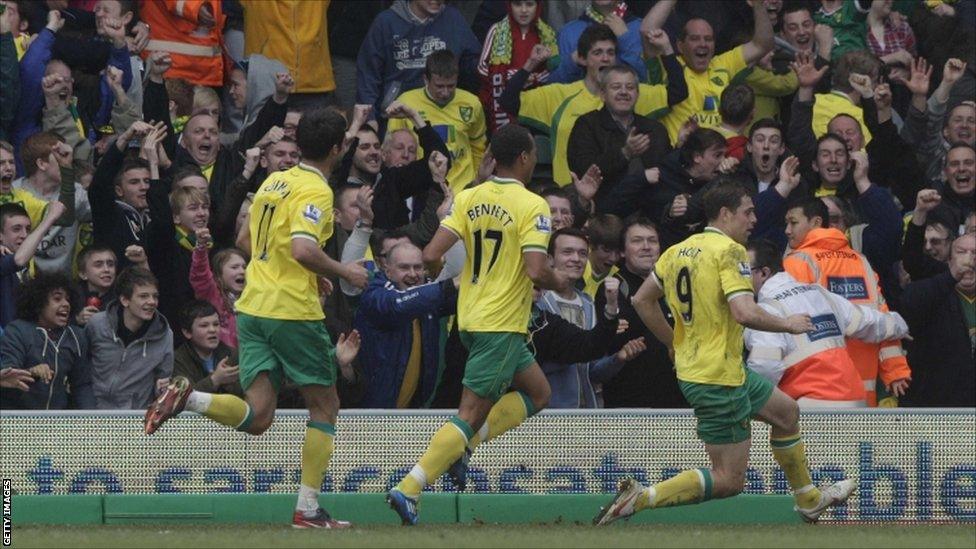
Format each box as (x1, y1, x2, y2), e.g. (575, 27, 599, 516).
(1, 0, 974, 412)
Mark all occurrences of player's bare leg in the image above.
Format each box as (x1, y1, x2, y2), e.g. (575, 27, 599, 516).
(292, 383, 349, 528)
(755, 388, 855, 522)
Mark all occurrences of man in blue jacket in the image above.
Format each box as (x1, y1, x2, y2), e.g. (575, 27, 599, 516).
(354, 240, 458, 408)
(356, 0, 481, 118)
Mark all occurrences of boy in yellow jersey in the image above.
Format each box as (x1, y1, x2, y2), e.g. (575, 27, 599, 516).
(386, 50, 486, 194)
(659, 0, 775, 144)
(387, 124, 570, 525)
(144, 109, 369, 529)
(595, 180, 856, 526)
(505, 24, 686, 186)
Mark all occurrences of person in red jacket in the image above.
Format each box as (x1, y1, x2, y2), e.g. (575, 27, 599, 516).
(477, 0, 558, 133)
(141, 0, 225, 87)
(783, 197, 911, 406)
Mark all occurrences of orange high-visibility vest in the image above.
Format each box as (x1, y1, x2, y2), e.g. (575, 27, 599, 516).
(141, 0, 226, 87)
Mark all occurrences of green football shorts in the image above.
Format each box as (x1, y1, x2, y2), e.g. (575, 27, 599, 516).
(236, 313, 336, 391)
(679, 368, 775, 445)
(460, 331, 535, 401)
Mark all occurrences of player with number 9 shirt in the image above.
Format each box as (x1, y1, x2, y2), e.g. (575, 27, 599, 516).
(595, 180, 856, 526)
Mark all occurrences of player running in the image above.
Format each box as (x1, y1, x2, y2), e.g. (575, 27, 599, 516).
(144, 108, 369, 529)
(386, 124, 570, 525)
(595, 180, 856, 525)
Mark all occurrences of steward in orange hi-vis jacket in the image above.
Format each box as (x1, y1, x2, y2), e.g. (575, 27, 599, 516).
(141, 0, 226, 87)
(784, 228, 911, 406)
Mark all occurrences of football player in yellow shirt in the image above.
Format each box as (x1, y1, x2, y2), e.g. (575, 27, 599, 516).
(595, 180, 855, 525)
(144, 108, 369, 529)
(387, 124, 570, 525)
(386, 50, 487, 194)
(659, 0, 776, 143)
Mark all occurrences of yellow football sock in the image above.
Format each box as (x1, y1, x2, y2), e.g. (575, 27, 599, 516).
(636, 468, 710, 511)
(397, 416, 472, 498)
(771, 435, 822, 509)
(201, 394, 252, 430)
(299, 421, 336, 491)
(467, 391, 532, 450)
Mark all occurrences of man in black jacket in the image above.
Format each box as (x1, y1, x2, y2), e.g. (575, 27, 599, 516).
(595, 217, 686, 408)
(568, 64, 671, 211)
(900, 233, 976, 407)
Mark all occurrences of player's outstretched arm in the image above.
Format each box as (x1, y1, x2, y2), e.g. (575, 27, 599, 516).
(422, 227, 461, 273)
(728, 294, 813, 334)
(523, 251, 569, 292)
(292, 238, 368, 289)
(631, 274, 674, 351)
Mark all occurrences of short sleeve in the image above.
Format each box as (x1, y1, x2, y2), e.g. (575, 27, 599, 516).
(290, 187, 333, 247)
(717, 242, 753, 301)
(518, 85, 557, 132)
(440, 188, 468, 238)
(519, 196, 552, 253)
(714, 45, 748, 78)
(635, 83, 668, 118)
(651, 248, 671, 289)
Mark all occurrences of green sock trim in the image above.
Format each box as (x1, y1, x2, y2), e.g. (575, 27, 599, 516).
(770, 435, 802, 449)
(307, 421, 336, 437)
(449, 416, 474, 440)
(516, 390, 536, 418)
(235, 406, 254, 433)
(698, 468, 713, 501)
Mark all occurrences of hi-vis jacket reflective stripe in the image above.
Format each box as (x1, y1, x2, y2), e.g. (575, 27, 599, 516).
(745, 272, 909, 406)
(141, 0, 225, 87)
(783, 228, 912, 406)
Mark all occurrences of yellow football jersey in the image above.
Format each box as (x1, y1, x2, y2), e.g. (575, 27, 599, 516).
(518, 80, 668, 186)
(0, 187, 48, 228)
(236, 163, 335, 321)
(386, 87, 487, 194)
(660, 46, 749, 144)
(442, 176, 552, 333)
(582, 260, 619, 301)
(652, 227, 754, 386)
(812, 91, 873, 146)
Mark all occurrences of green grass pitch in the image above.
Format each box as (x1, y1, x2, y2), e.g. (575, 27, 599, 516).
(11, 524, 976, 548)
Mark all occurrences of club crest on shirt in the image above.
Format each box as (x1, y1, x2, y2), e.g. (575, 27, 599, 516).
(536, 215, 552, 233)
(459, 106, 473, 122)
(303, 204, 322, 224)
(738, 261, 751, 277)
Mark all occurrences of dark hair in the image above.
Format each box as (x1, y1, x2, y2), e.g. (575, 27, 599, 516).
(946, 103, 976, 130)
(540, 186, 570, 201)
(786, 196, 830, 227)
(781, 3, 813, 21)
(678, 18, 711, 41)
(76, 244, 117, 273)
(945, 142, 975, 166)
(296, 108, 347, 162)
(748, 118, 783, 140)
(116, 266, 158, 299)
(171, 164, 205, 187)
(334, 183, 361, 209)
(491, 124, 535, 167)
(702, 179, 751, 221)
(114, 158, 151, 186)
(577, 23, 617, 59)
(620, 215, 659, 249)
(820, 195, 859, 228)
(0, 203, 29, 232)
(719, 84, 754, 127)
(17, 273, 74, 322)
(372, 228, 418, 257)
(547, 226, 589, 255)
(179, 299, 218, 332)
(679, 128, 726, 167)
(425, 49, 459, 79)
(585, 213, 624, 250)
(747, 239, 783, 274)
(356, 125, 381, 143)
(815, 132, 849, 154)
